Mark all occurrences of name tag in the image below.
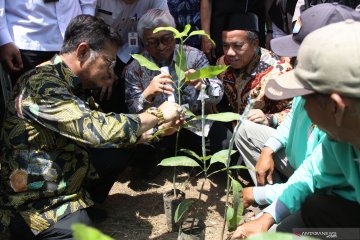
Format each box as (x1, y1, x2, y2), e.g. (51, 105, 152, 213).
(128, 32, 139, 50)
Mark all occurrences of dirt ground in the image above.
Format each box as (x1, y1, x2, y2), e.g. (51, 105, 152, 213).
(95, 166, 247, 240)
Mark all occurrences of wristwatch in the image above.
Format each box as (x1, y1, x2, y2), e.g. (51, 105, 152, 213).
(146, 107, 165, 125)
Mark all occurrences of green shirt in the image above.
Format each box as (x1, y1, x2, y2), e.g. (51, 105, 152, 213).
(0, 55, 141, 234)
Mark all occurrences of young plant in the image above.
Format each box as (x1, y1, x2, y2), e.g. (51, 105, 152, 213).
(131, 24, 228, 198)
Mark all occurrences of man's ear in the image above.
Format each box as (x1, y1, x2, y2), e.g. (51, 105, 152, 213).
(330, 93, 346, 127)
(76, 42, 90, 62)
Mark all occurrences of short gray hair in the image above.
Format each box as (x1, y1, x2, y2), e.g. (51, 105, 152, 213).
(137, 9, 176, 40)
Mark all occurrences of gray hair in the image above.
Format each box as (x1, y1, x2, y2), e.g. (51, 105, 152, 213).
(137, 9, 176, 40)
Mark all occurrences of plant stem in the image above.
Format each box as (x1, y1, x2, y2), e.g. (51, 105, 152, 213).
(220, 122, 241, 240)
(173, 41, 184, 198)
(201, 84, 207, 178)
(221, 98, 253, 240)
(173, 129, 180, 197)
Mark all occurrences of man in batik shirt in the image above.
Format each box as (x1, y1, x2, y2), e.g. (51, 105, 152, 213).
(0, 15, 181, 239)
(125, 9, 223, 114)
(217, 12, 292, 127)
(124, 9, 224, 171)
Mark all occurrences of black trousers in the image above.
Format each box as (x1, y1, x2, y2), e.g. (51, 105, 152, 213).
(10, 209, 92, 240)
(86, 147, 133, 203)
(301, 194, 360, 228)
(10, 50, 58, 86)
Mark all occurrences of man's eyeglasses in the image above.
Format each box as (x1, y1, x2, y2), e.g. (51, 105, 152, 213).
(89, 48, 116, 70)
(144, 34, 175, 48)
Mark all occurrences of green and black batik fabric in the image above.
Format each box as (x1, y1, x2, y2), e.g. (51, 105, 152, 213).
(0, 55, 141, 234)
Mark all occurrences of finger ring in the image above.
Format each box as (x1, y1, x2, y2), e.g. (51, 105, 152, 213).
(161, 84, 164, 90)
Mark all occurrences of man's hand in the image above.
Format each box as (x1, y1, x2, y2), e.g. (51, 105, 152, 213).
(99, 72, 118, 101)
(158, 119, 179, 136)
(158, 101, 182, 123)
(265, 33, 273, 50)
(143, 73, 174, 101)
(185, 69, 203, 90)
(256, 147, 275, 185)
(230, 213, 275, 239)
(0, 43, 23, 72)
(247, 109, 269, 126)
(242, 187, 255, 209)
(201, 36, 216, 62)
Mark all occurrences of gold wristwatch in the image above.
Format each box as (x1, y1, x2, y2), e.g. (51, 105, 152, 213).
(146, 107, 165, 125)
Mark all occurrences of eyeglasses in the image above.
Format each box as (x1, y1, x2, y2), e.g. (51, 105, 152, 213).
(144, 34, 175, 48)
(89, 48, 116, 70)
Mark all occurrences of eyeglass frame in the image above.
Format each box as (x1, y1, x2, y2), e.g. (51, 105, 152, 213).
(143, 33, 175, 49)
(89, 48, 116, 70)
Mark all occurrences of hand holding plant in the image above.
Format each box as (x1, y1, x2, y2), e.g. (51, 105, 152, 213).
(158, 101, 182, 122)
(143, 73, 174, 101)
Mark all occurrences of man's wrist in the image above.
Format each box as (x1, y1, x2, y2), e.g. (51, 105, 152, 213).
(261, 213, 275, 228)
(146, 107, 164, 126)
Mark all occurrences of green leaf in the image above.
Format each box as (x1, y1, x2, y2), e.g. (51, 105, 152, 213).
(181, 24, 192, 37)
(199, 155, 212, 161)
(192, 112, 240, 122)
(210, 149, 237, 166)
(131, 54, 161, 72)
(175, 46, 187, 82)
(247, 232, 318, 240)
(186, 65, 228, 81)
(153, 26, 181, 38)
(226, 206, 235, 228)
(179, 149, 201, 160)
(188, 30, 216, 46)
(227, 179, 243, 231)
(158, 156, 201, 167)
(72, 224, 113, 240)
(174, 199, 194, 223)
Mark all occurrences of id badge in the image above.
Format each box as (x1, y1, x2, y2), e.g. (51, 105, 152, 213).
(128, 32, 139, 50)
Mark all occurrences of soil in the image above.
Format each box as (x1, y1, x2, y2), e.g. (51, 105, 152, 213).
(94, 167, 246, 240)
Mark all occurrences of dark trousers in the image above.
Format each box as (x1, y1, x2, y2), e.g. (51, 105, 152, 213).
(10, 50, 58, 85)
(10, 209, 92, 240)
(301, 194, 360, 228)
(86, 147, 133, 203)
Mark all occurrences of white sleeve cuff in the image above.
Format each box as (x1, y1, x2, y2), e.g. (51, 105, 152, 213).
(264, 137, 283, 153)
(263, 199, 290, 223)
(0, 29, 13, 46)
(253, 186, 270, 205)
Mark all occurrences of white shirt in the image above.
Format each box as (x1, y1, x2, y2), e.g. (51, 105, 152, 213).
(0, 0, 96, 51)
(96, 0, 168, 63)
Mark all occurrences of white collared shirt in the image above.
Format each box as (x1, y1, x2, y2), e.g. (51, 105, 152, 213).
(96, 0, 168, 63)
(0, 0, 96, 51)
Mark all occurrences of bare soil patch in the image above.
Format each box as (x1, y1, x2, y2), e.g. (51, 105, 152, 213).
(95, 167, 234, 240)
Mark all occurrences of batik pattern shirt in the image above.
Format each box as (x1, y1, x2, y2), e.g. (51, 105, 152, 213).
(167, 0, 201, 49)
(217, 47, 292, 126)
(0, 55, 141, 234)
(125, 44, 224, 114)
